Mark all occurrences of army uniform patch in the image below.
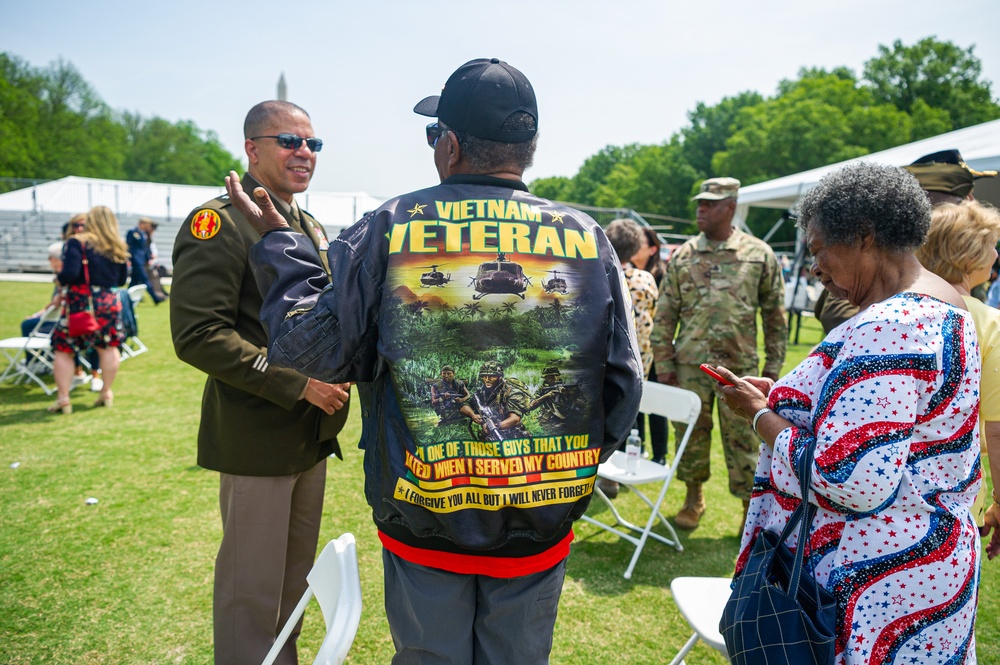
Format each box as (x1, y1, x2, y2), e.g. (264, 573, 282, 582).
(312, 222, 329, 251)
(191, 209, 221, 240)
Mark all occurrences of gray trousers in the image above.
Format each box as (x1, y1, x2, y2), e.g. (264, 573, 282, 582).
(383, 549, 567, 665)
(214, 459, 326, 665)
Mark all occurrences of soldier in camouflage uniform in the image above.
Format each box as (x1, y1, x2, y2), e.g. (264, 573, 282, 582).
(428, 365, 470, 425)
(528, 365, 584, 431)
(460, 361, 530, 441)
(652, 177, 787, 530)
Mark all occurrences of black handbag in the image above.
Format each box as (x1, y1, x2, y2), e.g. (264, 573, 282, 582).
(719, 437, 837, 665)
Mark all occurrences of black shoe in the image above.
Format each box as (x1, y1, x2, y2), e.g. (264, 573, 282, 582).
(652, 456, 666, 465)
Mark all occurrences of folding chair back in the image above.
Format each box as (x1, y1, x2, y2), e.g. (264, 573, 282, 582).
(638, 382, 701, 503)
(666, 576, 731, 665)
(580, 381, 701, 578)
(118, 288, 148, 359)
(0, 305, 61, 394)
(261, 533, 362, 665)
(127, 284, 147, 305)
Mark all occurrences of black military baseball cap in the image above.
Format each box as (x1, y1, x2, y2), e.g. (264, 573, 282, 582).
(414, 58, 537, 143)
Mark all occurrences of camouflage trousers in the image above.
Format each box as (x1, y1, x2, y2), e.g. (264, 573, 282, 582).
(672, 363, 760, 500)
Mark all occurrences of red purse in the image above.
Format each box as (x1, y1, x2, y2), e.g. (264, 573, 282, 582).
(64, 244, 101, 337)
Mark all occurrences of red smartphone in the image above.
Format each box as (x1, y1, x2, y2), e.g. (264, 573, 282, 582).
(699, 363, 735, 386)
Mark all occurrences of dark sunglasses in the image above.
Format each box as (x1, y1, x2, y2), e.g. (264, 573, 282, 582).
(72, 223, 86, 229)
(426, 122, 448, 148)
(250, 133, 323, 152)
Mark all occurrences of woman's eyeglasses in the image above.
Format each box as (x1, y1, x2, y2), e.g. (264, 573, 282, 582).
(250, 134, 323, 152)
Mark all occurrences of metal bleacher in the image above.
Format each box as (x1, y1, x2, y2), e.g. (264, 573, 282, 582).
(0, 176, 388, 274)
(0, 210, 181, 275)
(0, 211, 67, 273)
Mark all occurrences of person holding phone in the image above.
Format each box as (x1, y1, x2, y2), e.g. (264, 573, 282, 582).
(716, 162, 981, 665)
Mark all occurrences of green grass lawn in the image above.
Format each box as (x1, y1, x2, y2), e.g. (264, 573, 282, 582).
(1, 280, 997, 664)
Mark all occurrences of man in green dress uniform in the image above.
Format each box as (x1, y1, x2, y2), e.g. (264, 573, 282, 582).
(170, 100, 351, 665)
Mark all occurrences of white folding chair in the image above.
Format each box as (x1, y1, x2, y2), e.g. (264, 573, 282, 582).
(262, 533, 363, 665)
(667, 576, 731, 665)
(119, 287, 148, 359)
(580, 381, 701, 578)
(0, 305, 61, 394)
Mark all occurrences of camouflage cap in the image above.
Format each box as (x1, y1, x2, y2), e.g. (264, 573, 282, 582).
(441, 365, 455, 373)
(479, 361, 503, 376)
(903, 149, 997, 199)
(541, 365, 561, 377)
(692, 177, 741, 201)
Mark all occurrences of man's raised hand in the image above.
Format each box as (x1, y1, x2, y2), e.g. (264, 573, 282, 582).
(224, 171, 290, 236)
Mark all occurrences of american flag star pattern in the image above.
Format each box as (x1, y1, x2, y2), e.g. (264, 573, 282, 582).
(736, 293, 982, 665)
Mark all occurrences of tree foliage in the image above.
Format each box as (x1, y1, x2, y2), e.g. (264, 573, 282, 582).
(680, 91, 764, 175)
(529, 37, 1000, 237)
(0, 52, 242, 184)
(863, 37, 1000, 133)
(530, 176, 572, 202)
(563, 144, 641, 205)
(594, 141, 700, 215)
(713, 71, 903, 184)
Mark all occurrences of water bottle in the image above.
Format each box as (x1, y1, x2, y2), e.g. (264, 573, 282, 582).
(625, 428, 641, 474)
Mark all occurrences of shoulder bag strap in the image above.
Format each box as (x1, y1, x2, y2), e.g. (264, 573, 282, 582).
(786, 435, 822, 602)
(80, 242, 95, 314)
(59, 241, 95, 321)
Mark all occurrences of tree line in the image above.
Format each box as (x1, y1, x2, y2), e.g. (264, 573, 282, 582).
(529, 37, 1000, 241)
(0, 53, 242, 188)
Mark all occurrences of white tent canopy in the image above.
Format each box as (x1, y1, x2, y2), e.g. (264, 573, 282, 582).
(0, 175, 385, 234)
(734, 118, 1000, 225)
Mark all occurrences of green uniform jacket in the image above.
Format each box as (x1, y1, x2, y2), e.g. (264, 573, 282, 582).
(170, 173, 348, 476)
(813, 290, 860, 335)
(652, 228, 787, 376)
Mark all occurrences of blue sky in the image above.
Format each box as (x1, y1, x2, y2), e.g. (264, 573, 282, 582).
(3, 1, 998, 198)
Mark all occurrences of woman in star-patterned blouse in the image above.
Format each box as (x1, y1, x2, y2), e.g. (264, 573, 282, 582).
(715, 163, 982, 665)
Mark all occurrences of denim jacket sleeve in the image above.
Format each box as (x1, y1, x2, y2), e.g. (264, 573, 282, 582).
(249, 214, 384, 384)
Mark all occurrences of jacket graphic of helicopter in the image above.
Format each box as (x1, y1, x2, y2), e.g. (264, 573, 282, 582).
(541, 270, 568, 294)
(469, 252, 532, 300)
(418, 264, 451, 287)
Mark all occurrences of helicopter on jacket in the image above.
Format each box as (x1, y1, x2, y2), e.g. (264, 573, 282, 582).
(418, 264, 451, 288)
(469, 252, 532, 300)
(541, 270, 568, 295)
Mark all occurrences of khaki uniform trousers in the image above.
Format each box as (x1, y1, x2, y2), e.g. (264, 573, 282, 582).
(214, 459, 326, 665)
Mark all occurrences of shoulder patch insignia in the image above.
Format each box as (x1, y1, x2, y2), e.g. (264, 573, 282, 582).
(191, 209, 221, 240)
